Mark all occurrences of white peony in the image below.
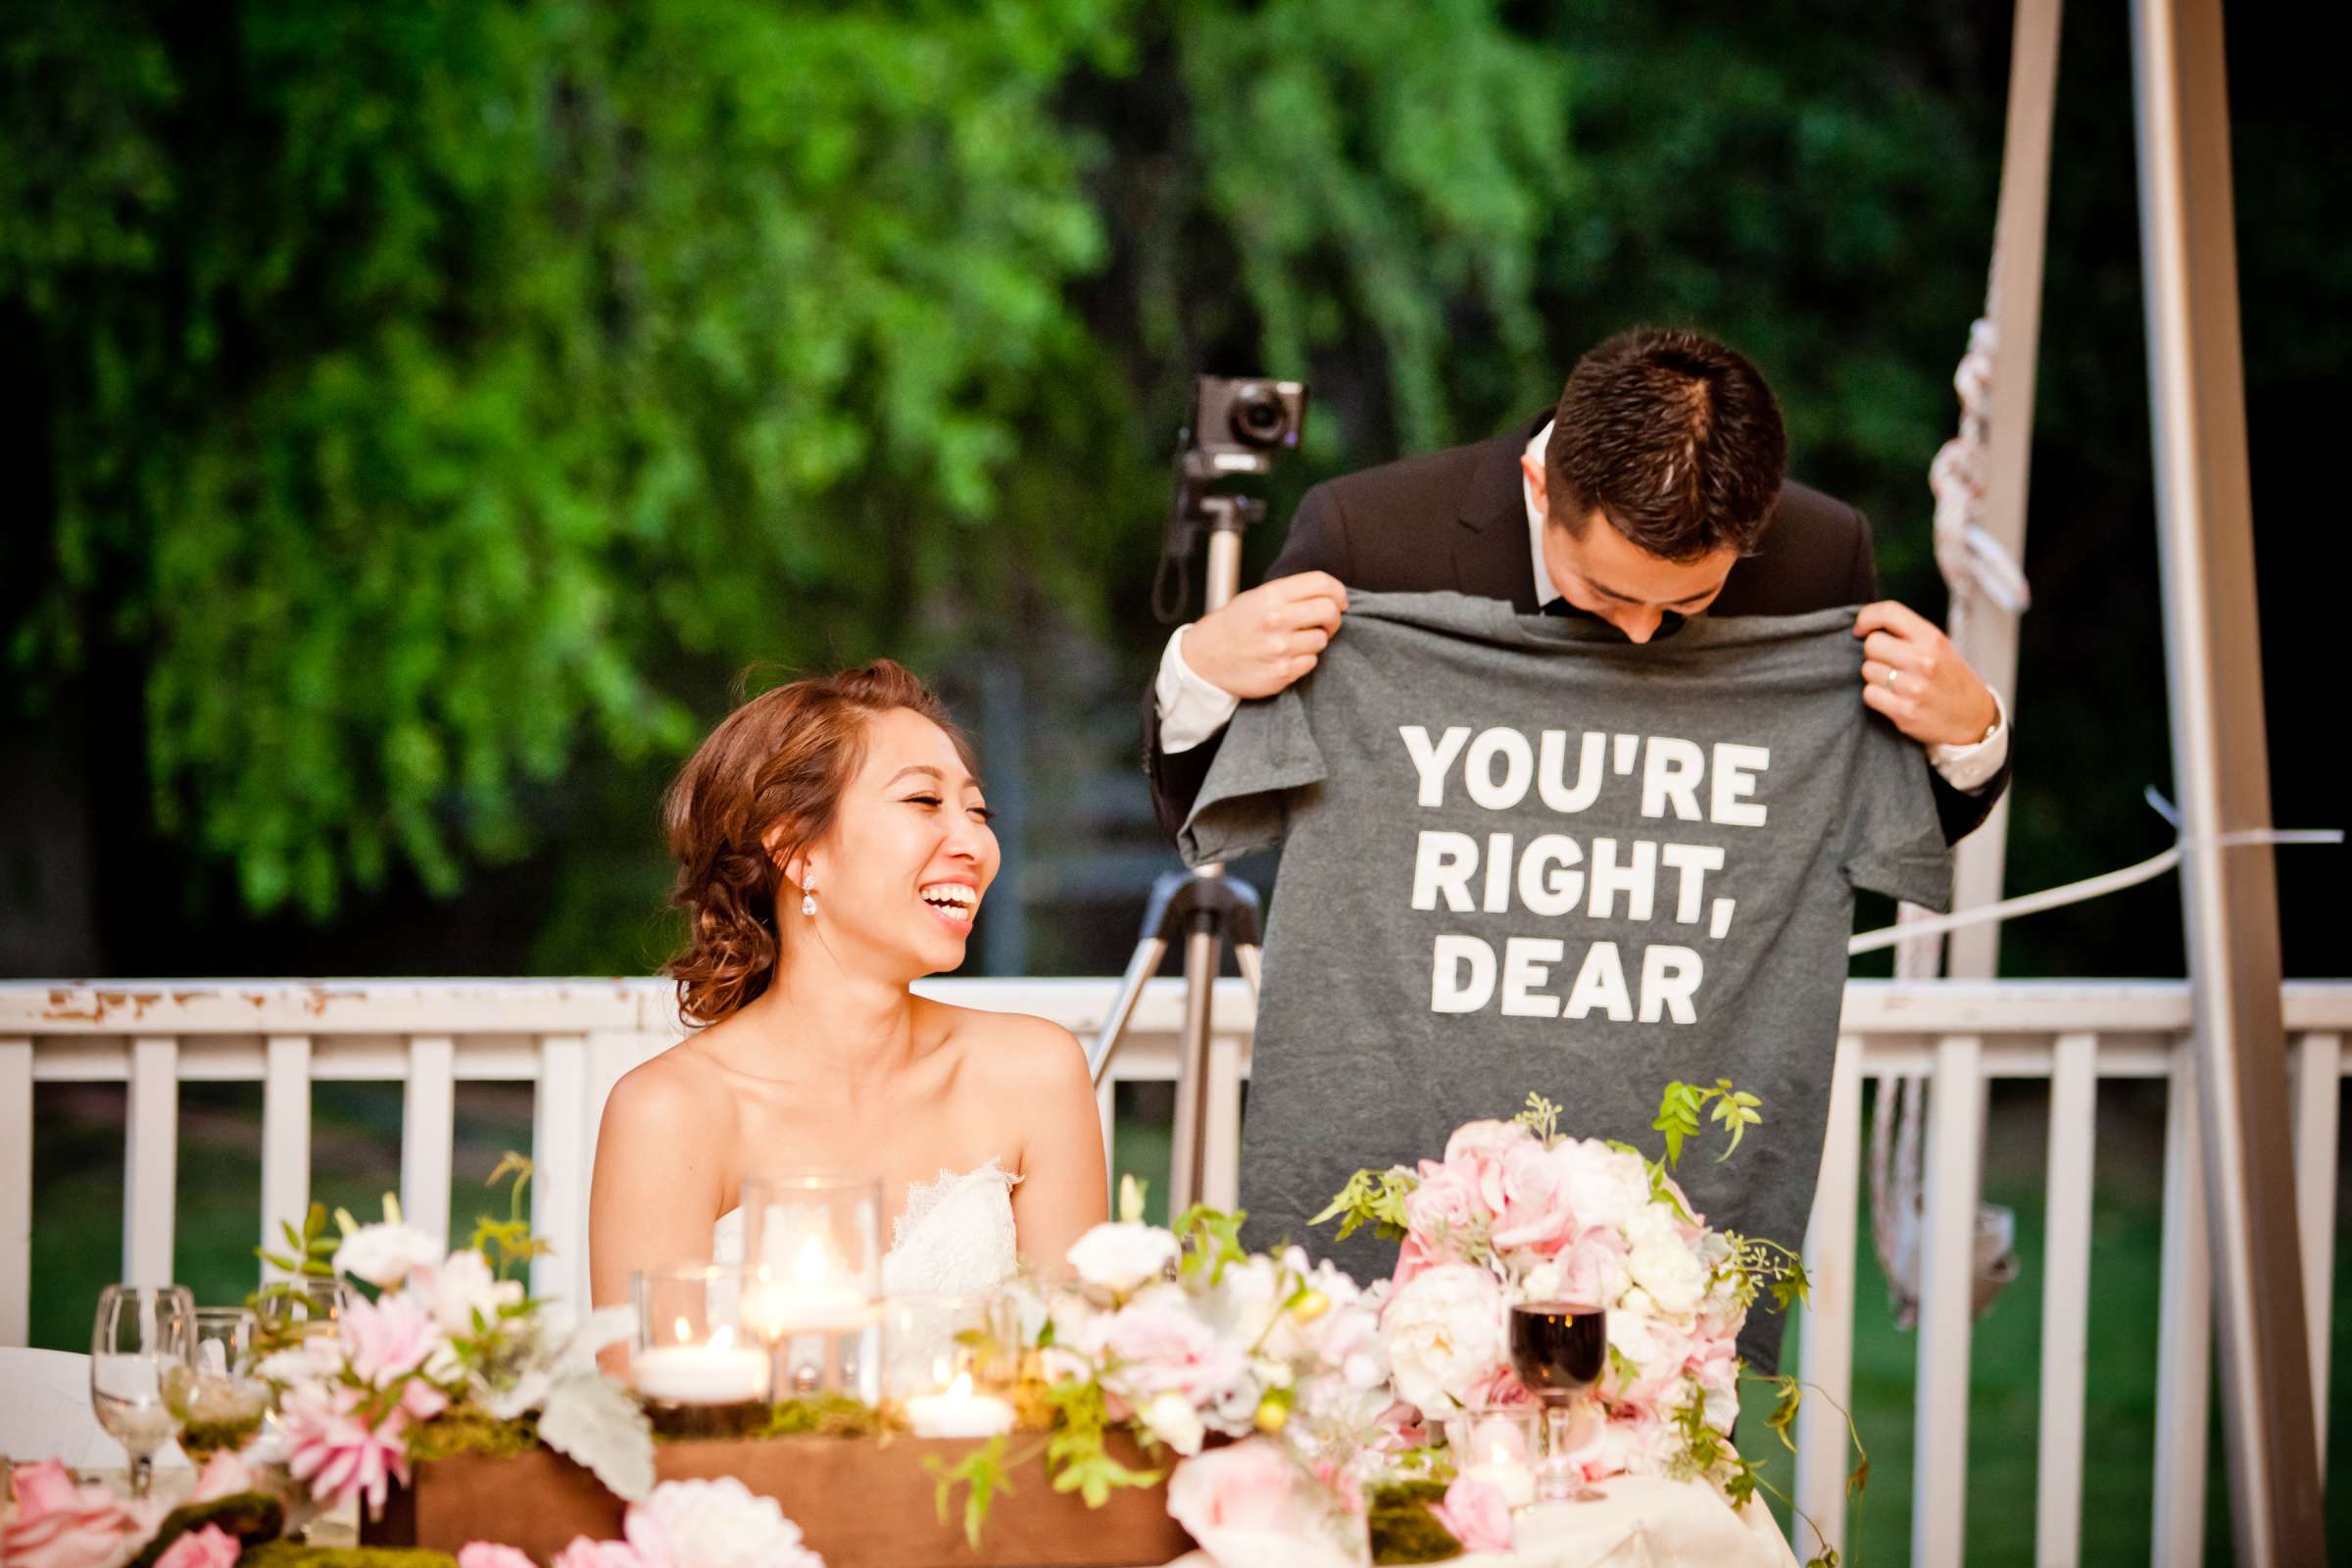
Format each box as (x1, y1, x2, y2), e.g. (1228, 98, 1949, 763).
(1066, 1221, 1181, 1296)
(1140, 1390, 1207, 1455)
(1553, 1139, 1653, 1234)
(1623, 1206, 1705, 1321)
(332, 1222, 444, 1289)
(1380, 1263, 1505, 1419)
(414, 1249, 524, 1337)
(627, 1477, 823, 1568)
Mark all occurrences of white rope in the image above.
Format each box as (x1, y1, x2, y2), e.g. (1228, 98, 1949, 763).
(1850, 813, 2342, 955)
(1929, 270, 2034, 617)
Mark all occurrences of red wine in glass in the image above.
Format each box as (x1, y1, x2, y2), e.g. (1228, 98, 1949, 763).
(1508, 1301, 1607, 1503)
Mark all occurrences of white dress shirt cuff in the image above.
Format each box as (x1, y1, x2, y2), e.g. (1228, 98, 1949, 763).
(1154, 627, 1243, 754)
(1928, 687, 2011, 794)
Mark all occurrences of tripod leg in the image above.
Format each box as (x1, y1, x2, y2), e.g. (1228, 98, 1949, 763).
(1089, 936, 1170, 1085)
(1166, 920, 1223, 1214)
(1234, 943, 1262, 995)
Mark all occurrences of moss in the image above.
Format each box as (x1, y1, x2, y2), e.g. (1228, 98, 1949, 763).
(123, 1493, 285, 1568)
(749, 1394, 888, 1440)
(239, 1546, 460, 1568)
(177, 1415, 265, 1460)
(406, 1408, 541, 1460)
(1367, 1479, 1464, 1565)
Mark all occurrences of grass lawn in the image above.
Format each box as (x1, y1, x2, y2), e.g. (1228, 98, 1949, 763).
(25, 1076, 2351, 1563)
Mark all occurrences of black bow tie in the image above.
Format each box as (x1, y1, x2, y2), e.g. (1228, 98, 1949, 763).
(1539, 598, 1688, 639)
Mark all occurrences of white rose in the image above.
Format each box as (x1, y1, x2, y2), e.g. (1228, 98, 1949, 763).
(1623, 1207, 1705, 1321)
(1066, 1222, 1181, 1296)
(1141, 1391, 1207, 1455)
(415, 1249, 524, 1337)
(331, 1222, 443, 1289)
(631, 1476, 823, 1568)
(1379, 1263, 1505, 1419)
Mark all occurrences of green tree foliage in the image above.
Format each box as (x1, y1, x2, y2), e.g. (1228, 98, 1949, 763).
(7, 0, 1138, 915)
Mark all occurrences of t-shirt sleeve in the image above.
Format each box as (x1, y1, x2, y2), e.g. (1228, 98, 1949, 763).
(1842, 713, 1954, 910)
(1176, 683, 1329, 866)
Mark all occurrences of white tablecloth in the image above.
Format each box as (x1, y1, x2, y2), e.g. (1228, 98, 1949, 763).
(1159, 1473, 1797, 1568)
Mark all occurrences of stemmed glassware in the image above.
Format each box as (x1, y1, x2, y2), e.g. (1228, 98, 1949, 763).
(171, 1306, 269, 1461)
(1506, 1300, 1608, 1504)
(90, 1284, 196, 1497)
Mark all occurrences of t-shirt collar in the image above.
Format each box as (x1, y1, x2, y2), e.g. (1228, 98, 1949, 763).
(1523, 419, 1557, 605)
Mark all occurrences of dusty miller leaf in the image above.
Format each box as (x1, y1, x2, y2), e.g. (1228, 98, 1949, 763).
(535, 1372, 655, 1502)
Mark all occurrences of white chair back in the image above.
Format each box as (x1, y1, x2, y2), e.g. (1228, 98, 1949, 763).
(0, 1348, 189, 1470)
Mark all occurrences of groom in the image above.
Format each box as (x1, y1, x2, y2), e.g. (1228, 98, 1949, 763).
(1142, 326, 2012, 850)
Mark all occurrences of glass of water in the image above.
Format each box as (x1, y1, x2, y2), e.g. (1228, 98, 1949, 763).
(90, 1284, 196, 1496)
(171, 1306, 269, 1461)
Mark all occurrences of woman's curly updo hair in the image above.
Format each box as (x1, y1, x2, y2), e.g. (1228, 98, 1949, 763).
(662, 661, 974, 1027)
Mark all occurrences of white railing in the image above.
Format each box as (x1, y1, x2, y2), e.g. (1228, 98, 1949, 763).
(3, 977, 2346, 1567)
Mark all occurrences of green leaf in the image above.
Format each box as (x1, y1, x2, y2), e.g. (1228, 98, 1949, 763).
(927, 1436, 1013, 1550)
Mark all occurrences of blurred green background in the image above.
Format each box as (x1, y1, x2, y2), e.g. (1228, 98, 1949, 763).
(6, 0, 2347, 1561)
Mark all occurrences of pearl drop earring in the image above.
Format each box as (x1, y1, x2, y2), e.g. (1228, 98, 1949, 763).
(802, 886, 817, 917)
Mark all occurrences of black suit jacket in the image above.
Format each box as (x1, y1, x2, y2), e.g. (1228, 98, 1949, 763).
(1143, 412, 2011, 846)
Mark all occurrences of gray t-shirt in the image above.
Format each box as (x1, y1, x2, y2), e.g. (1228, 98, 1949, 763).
(1181, 593, 1951, 1374)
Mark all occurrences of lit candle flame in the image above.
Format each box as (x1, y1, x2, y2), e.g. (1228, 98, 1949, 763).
(794, 1233, 835, 1286)
(673, 1315, 691, 1343)
(946, 1371, 973, 1399)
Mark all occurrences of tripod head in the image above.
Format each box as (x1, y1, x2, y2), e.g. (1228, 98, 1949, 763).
(1152, 375, 1310, 623)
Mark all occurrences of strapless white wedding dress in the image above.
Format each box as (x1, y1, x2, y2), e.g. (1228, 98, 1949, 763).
(711, 1160, 1021, 1297)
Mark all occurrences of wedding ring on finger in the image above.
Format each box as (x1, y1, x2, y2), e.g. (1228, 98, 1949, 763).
(1885, 667, 1900, 690)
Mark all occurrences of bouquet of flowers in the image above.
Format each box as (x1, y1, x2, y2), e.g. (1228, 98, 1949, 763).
(932, 1181, 1400, 1563)
(1315, 1082, 1821, 1507)
(253, 1155, 651, 1512)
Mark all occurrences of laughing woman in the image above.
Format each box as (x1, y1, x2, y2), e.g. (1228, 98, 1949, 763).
(588, 662, 1106, 1315)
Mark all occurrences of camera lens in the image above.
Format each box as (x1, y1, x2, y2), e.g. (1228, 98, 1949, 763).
(1228, 383, 1291, 447)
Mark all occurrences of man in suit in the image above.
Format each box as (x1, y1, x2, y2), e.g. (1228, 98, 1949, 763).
(1144, 326, 2011, 845)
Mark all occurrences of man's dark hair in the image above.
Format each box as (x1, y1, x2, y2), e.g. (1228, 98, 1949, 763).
(1544, 327, 1788, 563)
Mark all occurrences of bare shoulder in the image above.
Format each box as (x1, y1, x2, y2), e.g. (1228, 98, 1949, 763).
(599, 1037, 732, 1146)
(926, 1000, 1090, 1097)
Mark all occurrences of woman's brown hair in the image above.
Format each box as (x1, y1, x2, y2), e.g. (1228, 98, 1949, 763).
(662, 661, 974, 1026)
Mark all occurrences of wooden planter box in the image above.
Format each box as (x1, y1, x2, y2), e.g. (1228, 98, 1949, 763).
(363, 1434, 1194, 1568)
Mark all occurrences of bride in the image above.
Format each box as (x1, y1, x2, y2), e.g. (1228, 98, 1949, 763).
(589, 661, 1106, 1315)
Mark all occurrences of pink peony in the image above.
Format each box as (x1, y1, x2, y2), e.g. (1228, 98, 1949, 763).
(1432, 1472, 1515, 1554)
(1440, 1120, 1528, 1216)
(1401, 1160, 1487, 1255)
(278, 1380, 418, 1512)
(2, 1459, 166, 1568)
(1462, 1365, 1536, 1410)
(153, 1524, 241, 1568)
(340, 1289, 446, 1386)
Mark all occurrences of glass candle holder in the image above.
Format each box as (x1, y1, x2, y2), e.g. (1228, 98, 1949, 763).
(740, 1173, 883, 1401)
(171, 1306, 269, 1460)
(1444, 1403, 1543, 1511)
(632, 1264, 772, 1438)
(881, 1294, 1018, 1439)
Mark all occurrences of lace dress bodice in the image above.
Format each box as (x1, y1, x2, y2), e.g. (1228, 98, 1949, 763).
(711, 1161, 1021, 1298)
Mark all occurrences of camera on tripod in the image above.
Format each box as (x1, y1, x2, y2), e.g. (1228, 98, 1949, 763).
(1188, 376, 1309, 473)
(1154, 375, 1312, 624)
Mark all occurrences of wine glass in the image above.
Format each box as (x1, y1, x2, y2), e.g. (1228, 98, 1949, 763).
(1507, 1300, 1607, 1504)
(90, 1284, 196, 1497)
(171, 1306, 269, 1461)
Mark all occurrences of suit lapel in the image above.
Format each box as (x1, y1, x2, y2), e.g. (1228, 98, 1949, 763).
(1452, 411, 1551, 612)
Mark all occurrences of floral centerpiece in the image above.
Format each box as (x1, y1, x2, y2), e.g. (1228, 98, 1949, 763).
(1317, 1081, 1863, 1563)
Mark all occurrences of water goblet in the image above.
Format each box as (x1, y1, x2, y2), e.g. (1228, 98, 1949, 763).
(1506, 1300, 1607, 1504)
(91, 1284, 196, 1497)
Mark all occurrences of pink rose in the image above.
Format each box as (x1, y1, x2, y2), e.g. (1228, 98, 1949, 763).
(460, 1545, 542, 1568)
(1, 1461, 164, 1568)
(1089, 1298, 1246, 1406)
(9, 1459, 78, 1516)
(1166, 1439, 1356, 1568)
(190, 1449, 258, 1504)
(552, 1539, 645, 1568)
(1463, 1365, 1536, 1410)
(1489, 1143, 1579, 1254)
(1432, 1472, 1515, 1554)
(153, 1524, 241, 1568)
(1402, 1161, 1486, 1252)
(1441, 1121, 1529, 1215)
(340, 1289, 445, 1385)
